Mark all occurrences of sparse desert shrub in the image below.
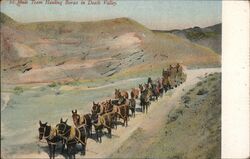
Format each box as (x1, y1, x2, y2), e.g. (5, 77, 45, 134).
(65, 81, 80, 86)
(55, 90, 61, 95)
(48, 82, 57, 87)
(182, 95, 191, 104)
(175, 109, 183, 116)
(209, 77, 216, 81)
(167, 108, 183, 124)
(167, 114, 178, 124)
(189, 88, 195, 92)
(197, 88, 208, 95)
(14, 86, 23, 95)
(196, 81, 203, 87)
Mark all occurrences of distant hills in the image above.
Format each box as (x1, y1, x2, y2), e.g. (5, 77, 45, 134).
(0, 12, 220, 84)
(153, 24, 222, 54)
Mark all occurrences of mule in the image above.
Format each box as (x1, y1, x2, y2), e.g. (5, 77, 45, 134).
(150, 82, 160, 101)
(157, 79, 164, 97)
(144, 83, 153, 102)
(91, 100, 113, 115)
(56, 118, 88, 158)
(102, 99, 114, 113)
(147, 77, 153, 86)
(72, 110, 92, 137)
(38, 121, 65, 159)
(130, 88, 140, 99)
(162, 77, 172, 92)
(129, 98, 136, 118)
(112, 99, 129, 127)
(91, 101, 101, 115)
(139, 84, 146, 92)
(92, 112, 116, 143)
(115, 89, 129, 99)
(140, 88, 150, 113)
(111, 97, 125, 106)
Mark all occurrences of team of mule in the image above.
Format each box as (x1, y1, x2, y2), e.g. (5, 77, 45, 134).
(38, 63, 185, 158)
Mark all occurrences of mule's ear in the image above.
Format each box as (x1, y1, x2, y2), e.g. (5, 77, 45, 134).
(75, 109, 77, 113)
(39, 120, 42, 126)
(72, 110, 74, 114)
(60, 118, 63, 123)
(65, 119, 68, 123)
(93, 101, 95, 105)
(45, 122, 48, 125)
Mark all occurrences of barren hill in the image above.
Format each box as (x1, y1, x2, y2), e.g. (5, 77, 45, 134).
(1, 12, 220, 84)
(155, 24, 222, 54)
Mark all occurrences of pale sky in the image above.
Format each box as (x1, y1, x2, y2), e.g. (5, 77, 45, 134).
(1, 0, 222, 30)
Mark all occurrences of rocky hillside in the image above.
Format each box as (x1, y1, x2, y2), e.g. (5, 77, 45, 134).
(154, 24, 222, 54)
(1, 12, 220, 84)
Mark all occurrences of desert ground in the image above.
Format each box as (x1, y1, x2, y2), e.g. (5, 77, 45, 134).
(1, 67, 220, 158)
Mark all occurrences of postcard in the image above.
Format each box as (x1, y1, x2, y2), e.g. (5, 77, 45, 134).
(1, 0, 248, 158)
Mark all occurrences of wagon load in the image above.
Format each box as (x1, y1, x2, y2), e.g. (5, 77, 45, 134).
(162, 63, 186, 90)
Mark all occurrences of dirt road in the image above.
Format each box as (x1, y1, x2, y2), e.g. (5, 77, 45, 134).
(2, 68, 220, 159)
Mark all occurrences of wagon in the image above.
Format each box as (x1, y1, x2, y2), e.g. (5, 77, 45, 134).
(162, 63, 186, 91)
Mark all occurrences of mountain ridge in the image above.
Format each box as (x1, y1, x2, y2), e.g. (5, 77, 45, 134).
(153, 23, 222, 54)
(0, 12, 220, 84)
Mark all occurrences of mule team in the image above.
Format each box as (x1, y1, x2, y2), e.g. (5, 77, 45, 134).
(38, 63, 186, 159)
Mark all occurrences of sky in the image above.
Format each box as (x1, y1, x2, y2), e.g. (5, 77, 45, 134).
(1, 0, 222, 30)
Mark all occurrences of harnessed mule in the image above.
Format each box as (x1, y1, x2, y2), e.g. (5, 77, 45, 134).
(157, 79, 164, 97)
(131, 88, 140, 99)
(162, 76, 172, 92)
(91, 100, 113, 115)
(91, 101, 101, 115)
(56, 118, 88, 158)
(150, 82, 160, 101)
(72, 109, 92, 137)
(140, 88, 150, 113)
(92, 112, 115, 143)
(38, 121, 65, 159)
(115, 89, 129, 99)
(129, 98, 136, 118)
(102, 99, 114, 113)
(112, 99, 130, 127)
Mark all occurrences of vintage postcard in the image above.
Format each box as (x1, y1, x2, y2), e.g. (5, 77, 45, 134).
(1, 0, 246, 158)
